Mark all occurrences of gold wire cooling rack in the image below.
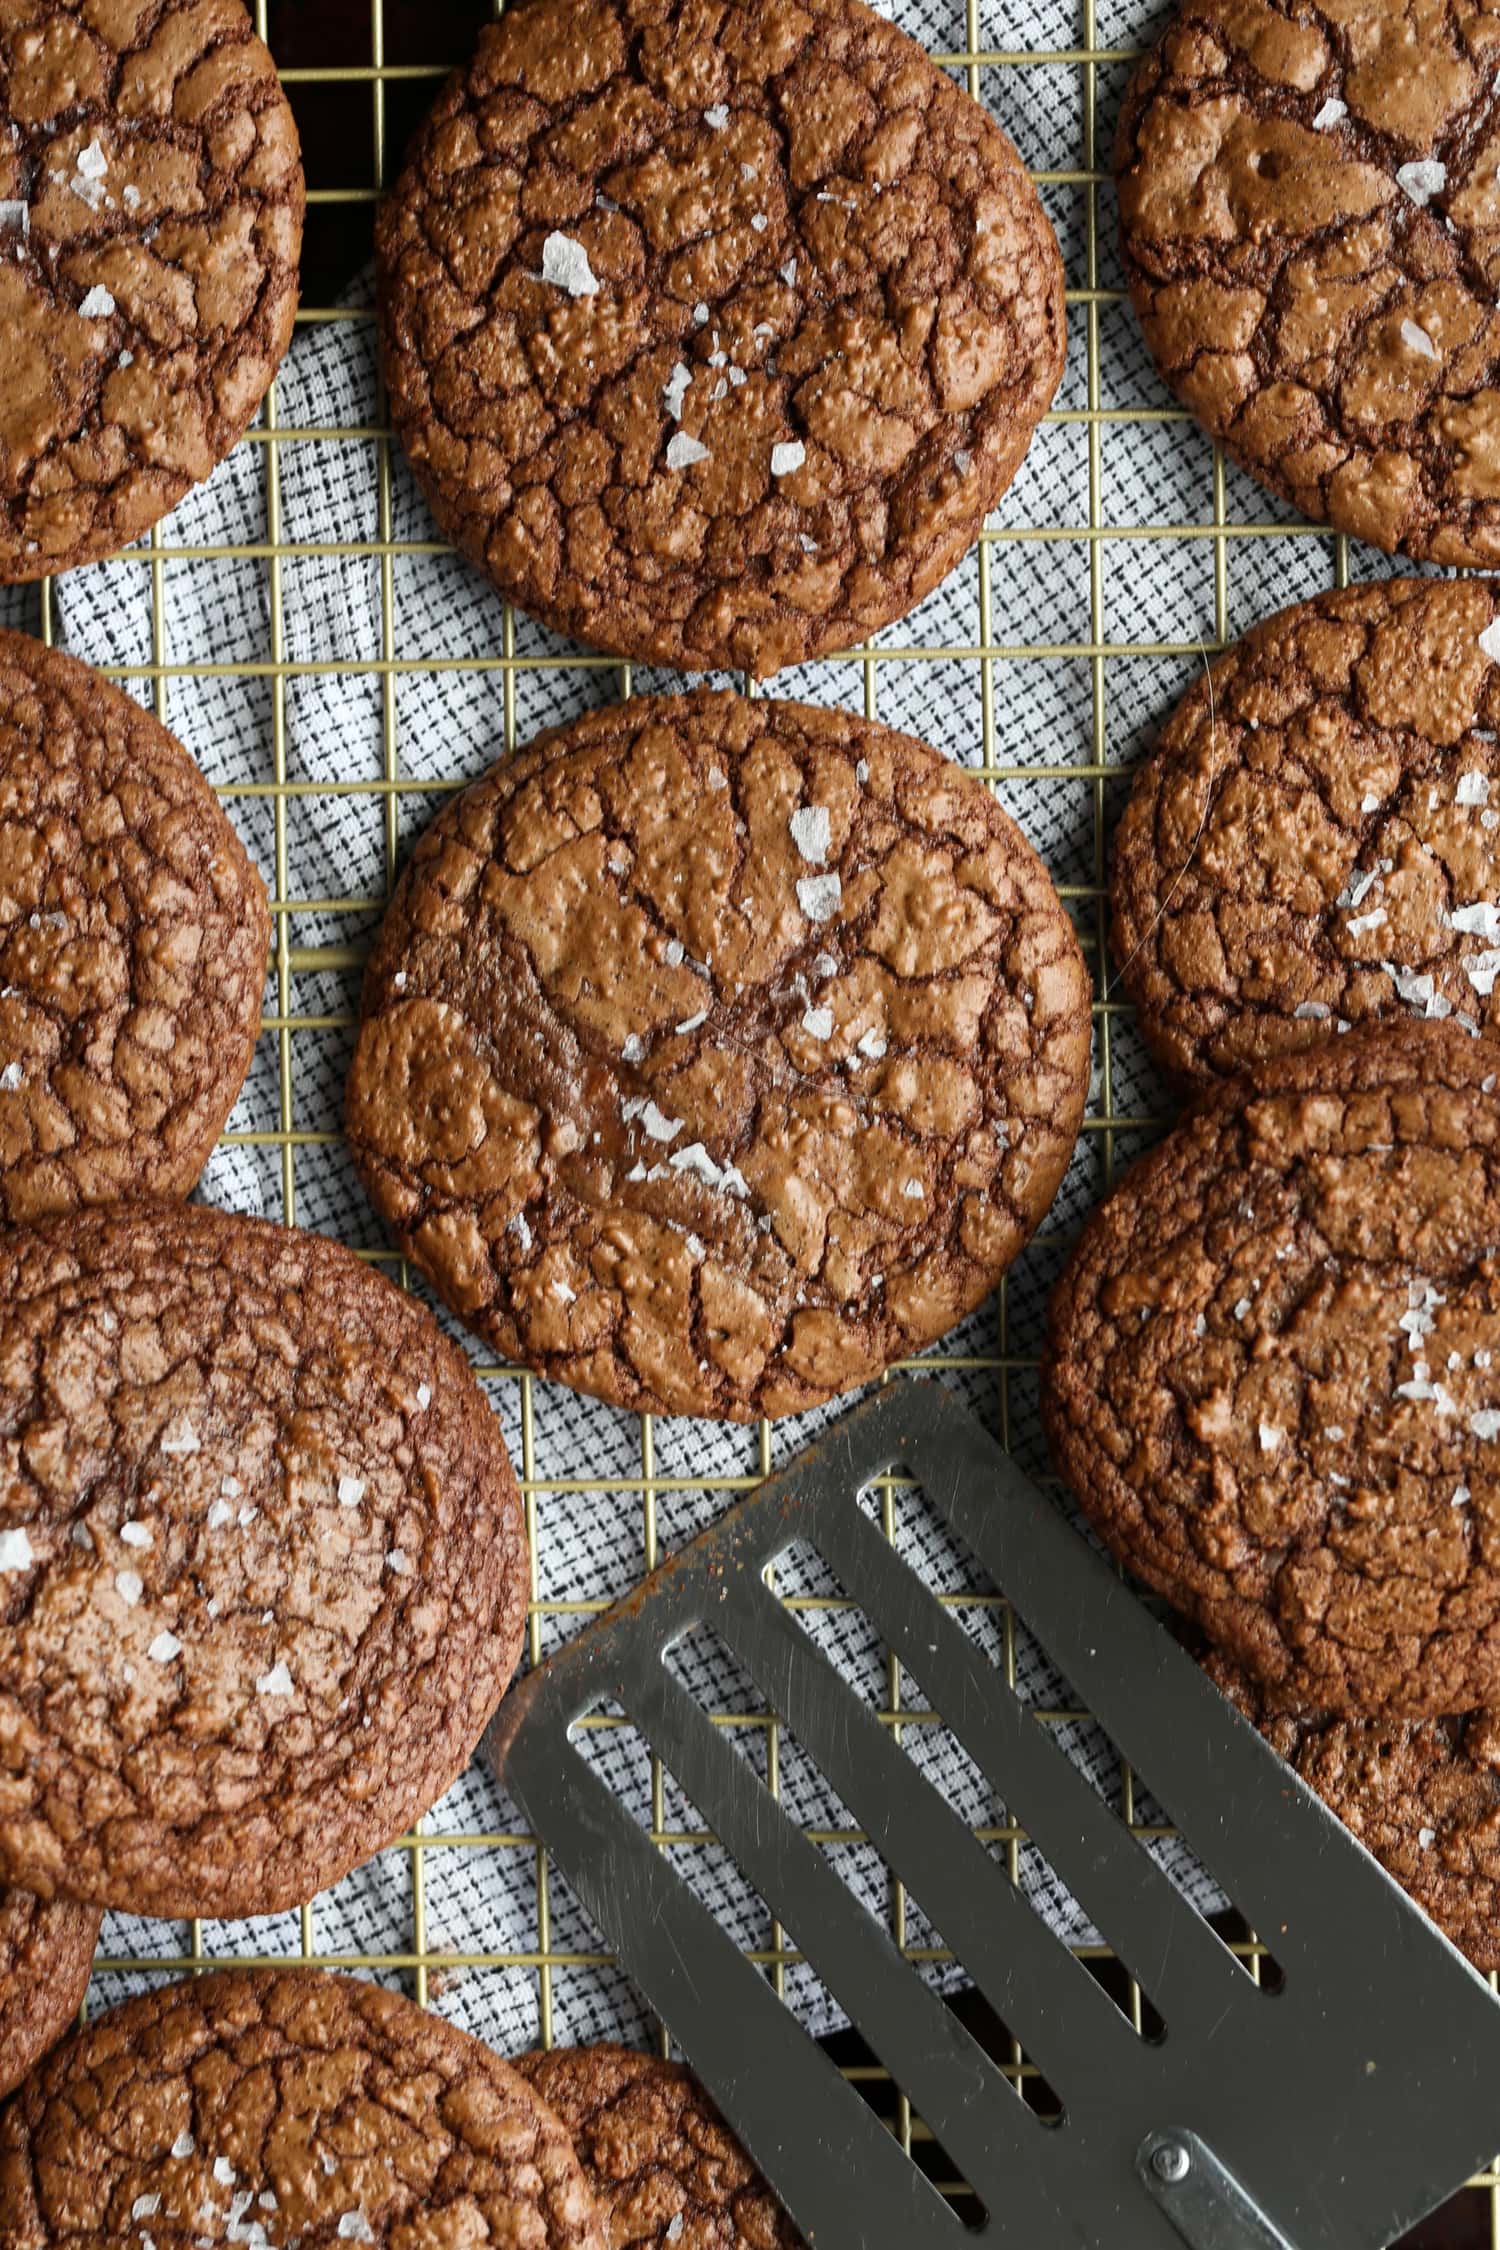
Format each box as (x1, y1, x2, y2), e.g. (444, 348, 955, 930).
(15, 0, 1494, 2237)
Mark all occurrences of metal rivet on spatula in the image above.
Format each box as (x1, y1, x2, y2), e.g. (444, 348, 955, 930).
(1151, 2142, 1192, 2186)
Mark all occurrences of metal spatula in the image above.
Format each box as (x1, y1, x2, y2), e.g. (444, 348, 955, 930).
(487, 1379, 1500, 2250)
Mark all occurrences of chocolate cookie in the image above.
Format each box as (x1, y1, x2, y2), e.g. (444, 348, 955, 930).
(0, 1969, 606, 2249)
(1116, 0, 1500, 562)
(0, 1, 304, 580)
(1042, 1021, 1500, 1717)
(1113, 580, 1500, 1084)
(0, 1203, 527, 1918)
(1203, 1652, 1500, 1971)
(0, 1888, 99, 2102)
(346, 691, 1091, 1422)
(0, 629, 269, 1221)
(519, 2045, 801, 2248)
(376, 0, 1065, 676)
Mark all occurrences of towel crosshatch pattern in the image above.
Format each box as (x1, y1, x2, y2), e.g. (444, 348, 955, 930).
(2, 0, 1493, 2227)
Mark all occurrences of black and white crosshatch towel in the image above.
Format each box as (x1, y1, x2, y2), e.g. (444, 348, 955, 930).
(0, 0, 1419, 2058)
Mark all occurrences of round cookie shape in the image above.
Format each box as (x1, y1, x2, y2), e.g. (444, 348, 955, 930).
(0, 1888, 99, 2102)
(0, 1203, 527, 1918)
(1116, 0, 1500, 563)
(1043, 1021, 1500, 1718)
(345, 691, 1092, 1422)
(0, 1969, 607, 2249)
(1203, 1652, 1500, 1971)
(1113, 580, 1500, 1084)
(0, 629, 269, 1221)
(0, 0, 304, 580)
(518, 2044, 801, 2248)
(376, 0, 1065, 676)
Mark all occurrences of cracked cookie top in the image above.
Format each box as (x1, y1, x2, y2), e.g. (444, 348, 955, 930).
(375, 0, 1065, 676)
(1116, 0, 1500, 562)
(0, 1969, 607, 2250)
(0, 1204, 527, 1919)
(1203, 1650, 1500, 1970)
(1113, 580, 1500, 1084)
(0, 628, 269, 1220)
(0, 0, 304, 581)
(346, 692, 1092, 1423)
(1044, 1021, 1500, 1718)
(0, 1886, 98, 2101)
(518, 2046, 802, 2249)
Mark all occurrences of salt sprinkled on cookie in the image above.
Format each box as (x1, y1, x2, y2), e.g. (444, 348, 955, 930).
(1396, 158, 1446, 205)
(539, 231, 598, 296)
(796, 872, 841, 921)
(789, 805, 830, 863)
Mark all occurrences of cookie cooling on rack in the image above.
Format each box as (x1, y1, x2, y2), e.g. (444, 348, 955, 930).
(0, 630, 269, 1220)
(519, 2045, 803, 2248)
(1112, 579, 1500, 1083)
(0, 1205, 527, 1919)
(1116, 0, 1500, 562)
(0, 0, 304, 580)
(1044, 1022, 1500, 1719)
(346, 692, 1091, 1422)
(0, 1970, 607, 2248)
(0, 1887, 98, 2101)
(376, 0, 1065, 675)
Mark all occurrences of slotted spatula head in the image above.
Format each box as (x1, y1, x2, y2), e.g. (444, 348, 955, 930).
(487, 1379, 1500, 2250)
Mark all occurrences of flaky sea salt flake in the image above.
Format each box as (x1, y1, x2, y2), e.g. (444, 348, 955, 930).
(1312, 97, 1346, 128)
(666, 432, 709, 470)
(78, 284, 115, 317)
(789, 805, 831, 863)
(771, 439, 806, 476)
(540, 231, 598, 296)
(0, 1528, 33, 1573)
(1397, 158, 1446, 204)
(797, 872, 841, 922)
(256, 1659, 294, 1698)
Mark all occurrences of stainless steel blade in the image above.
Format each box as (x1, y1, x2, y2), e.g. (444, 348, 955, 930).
(487, 1378, 1500, 2250)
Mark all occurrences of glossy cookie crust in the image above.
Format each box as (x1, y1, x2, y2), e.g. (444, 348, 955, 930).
(0, 629, 269, 1221)
(0, 0, 303, 579)
(0, 1970, 606, 2249)
(519, 2044, 802, 2248)
(0, 1887, 99, 2102)
(1116, 0, 1500, 562)
(377, 0, 1065, 675)
(1113, 580, 1500, 1084)
(347, 692, 1091, 1421)
(1044, 1022, 1500, 1718)
(0, 1204, 527, 1918)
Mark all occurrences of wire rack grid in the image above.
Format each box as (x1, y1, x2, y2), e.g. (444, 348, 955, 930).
(7, 0, 1494, 2238)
